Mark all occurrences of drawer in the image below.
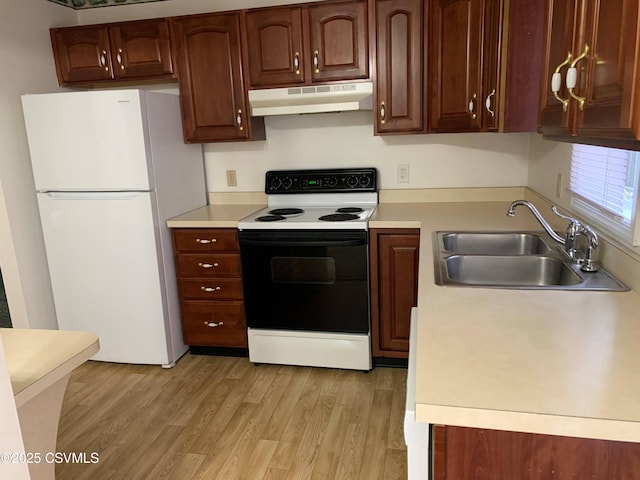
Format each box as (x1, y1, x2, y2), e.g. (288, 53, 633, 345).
(179, 278, 244, 300)
(181, 301, 247, 347)
(176, 253, 241, 276)
(173, 228, 238, 252)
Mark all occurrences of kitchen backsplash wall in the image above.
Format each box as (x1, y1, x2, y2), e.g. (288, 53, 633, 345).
(204, 111, 531, 192)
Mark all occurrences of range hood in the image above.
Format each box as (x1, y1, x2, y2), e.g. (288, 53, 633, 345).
(248, 81, 373, 116)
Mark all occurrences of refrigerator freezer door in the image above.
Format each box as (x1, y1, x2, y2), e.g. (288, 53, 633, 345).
(22, 90, 152, 191)
(37, 191, 176, 365)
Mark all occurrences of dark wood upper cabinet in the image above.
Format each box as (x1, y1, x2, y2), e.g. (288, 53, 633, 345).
(430, 0, 544, 133)
(244, 0, 369, 88)
(429, 0, 484, 133)
(107, 20, 173, 79)
(540, 0, 640, 143)
(170, 13, 265, 143)
(51, 19, 174, 85)
(244, 7, 306, 87)
(374, 0, 426, 134)
(308, 1, 369, 83)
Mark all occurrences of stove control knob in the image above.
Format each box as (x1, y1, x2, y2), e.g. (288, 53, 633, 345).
(269, 177, 282, 191)
(326, 176, 338, 188)
(359, 176, 371, 187)
(347, 176, 359, 188)
(282, 177, 293, 189)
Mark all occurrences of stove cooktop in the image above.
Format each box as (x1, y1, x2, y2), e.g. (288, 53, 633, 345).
(237, 168, 378, 231)
(238, 204, 376, 230)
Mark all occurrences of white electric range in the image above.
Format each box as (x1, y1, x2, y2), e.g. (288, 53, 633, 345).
(237, 168, 378, 370)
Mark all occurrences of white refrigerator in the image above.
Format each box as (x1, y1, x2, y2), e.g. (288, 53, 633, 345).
(21, 89, 206, 367)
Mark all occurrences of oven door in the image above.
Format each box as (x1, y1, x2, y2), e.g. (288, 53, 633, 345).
(239, 229, 369, 334)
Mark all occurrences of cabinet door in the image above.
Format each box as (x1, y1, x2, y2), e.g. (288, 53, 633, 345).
(245, 7, 305, 87)
(171, 14, 252, 143)
(538, 0, 580, 137)
(308, 0, 369, 83)
(108, 19, 173, 80)
(429, 0, 484, 132)
(433, 425, 640, 479)
(578, 0, 640, 139)
(50, 26, 114, 84)
(481, 0, 501, 132)
(370, 229, 420, 358)
(374, 0, 425, 134)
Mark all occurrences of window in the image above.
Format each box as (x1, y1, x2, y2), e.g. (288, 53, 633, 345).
(570, 144, 640, 246)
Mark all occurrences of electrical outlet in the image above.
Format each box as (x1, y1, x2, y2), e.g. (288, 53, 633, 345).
(226, 170, 238, 187)
(398, 164, 410, 183)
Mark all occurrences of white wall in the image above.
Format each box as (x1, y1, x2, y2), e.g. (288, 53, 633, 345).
(204, 112, 531, 192)
(78, 0, 532, 194)
(0, 0, 75, 329)
(77, 0, 321, 24)
(527, 134, 573, 208)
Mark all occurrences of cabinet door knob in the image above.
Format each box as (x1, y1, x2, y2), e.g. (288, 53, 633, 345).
(313, 50, 320, 74)
(380, 101, 386, 124)
(100, 50, 109, 72)
(236, 109, 244, 131)
(567, 44, 589, 111)
(551, 51, 573, 112)
(116, 48, 124, 70)
(294, 51, 300, 75)
(468, 93, 477, 120)
(485, 89, 495, 117)
(203, 321, 224, 328)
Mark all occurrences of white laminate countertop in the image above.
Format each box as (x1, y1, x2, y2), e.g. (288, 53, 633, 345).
(0, 328, 99, 407)
(166, 204, 265, 228)
(371, 202, 640, 443)
(169, 200, 640, 442)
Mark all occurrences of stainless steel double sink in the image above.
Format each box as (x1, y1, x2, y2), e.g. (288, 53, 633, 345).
(433, 231, 628, 291)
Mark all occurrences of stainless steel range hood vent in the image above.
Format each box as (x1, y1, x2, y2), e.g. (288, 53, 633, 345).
(248, 82, 373, 116)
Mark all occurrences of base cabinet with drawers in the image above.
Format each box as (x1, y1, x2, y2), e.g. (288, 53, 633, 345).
(171, 228, 247, 349)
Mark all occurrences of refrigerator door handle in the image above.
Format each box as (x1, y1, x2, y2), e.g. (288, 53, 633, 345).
(44, 192, 142, 200)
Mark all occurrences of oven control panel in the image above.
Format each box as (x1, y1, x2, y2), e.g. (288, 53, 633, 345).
(265, 168, 377, 194)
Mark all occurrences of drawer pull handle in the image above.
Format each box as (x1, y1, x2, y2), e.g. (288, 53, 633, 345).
(196, 238, 217, 244)
(198, 262, 218, 268)
(204, 321, 224, 328)
(200, 286, 221, 292)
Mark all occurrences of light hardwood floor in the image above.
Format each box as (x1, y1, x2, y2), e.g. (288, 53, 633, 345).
(55, 354, 408, 480)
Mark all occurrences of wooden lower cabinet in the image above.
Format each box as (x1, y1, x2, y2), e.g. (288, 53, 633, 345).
(433, 425, 640, 479)
(171, 228, 247, 349)
(370, 228, 420, 359)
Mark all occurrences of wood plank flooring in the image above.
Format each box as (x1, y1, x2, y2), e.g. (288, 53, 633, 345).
(55, 354, 408, 480)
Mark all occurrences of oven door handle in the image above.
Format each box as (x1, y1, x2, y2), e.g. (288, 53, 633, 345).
(240, 238, 366, 247)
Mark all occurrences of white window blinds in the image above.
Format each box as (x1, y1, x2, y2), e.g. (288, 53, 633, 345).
(569, 144, 635, 223)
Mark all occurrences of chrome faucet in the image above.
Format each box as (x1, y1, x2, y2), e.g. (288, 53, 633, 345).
(506, 200, 599, 272)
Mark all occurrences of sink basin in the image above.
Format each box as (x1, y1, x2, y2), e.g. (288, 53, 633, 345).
(441, 232, 550, 255)
(433, 230, 629, 291)
(445, 255, 582, 287)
